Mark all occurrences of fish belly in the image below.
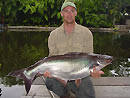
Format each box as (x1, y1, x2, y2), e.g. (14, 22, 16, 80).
(45, 61, 90, 80)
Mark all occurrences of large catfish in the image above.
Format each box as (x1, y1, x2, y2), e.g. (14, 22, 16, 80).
(7, 52, 113, 95)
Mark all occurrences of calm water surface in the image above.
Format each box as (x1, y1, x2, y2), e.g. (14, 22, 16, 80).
(0, 31, 130, 98)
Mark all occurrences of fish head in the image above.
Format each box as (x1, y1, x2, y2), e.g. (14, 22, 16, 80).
(96, 54, 113, 66)
(89, 53, 113, 67)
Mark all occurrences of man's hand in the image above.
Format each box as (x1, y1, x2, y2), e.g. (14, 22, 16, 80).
(43, 70, 52, 78)
(75, 79, 81, 87)
(90, 67, 104, 78)
(43, 70, 67, 86)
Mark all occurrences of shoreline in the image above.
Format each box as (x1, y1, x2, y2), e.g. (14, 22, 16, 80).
(0, 25, 130, 33)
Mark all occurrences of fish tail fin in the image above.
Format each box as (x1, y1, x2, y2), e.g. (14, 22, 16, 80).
(7, 69, 25, 78)
(7, 69, 36, 95)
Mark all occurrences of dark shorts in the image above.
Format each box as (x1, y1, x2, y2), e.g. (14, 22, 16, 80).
(45, 76, 95, 98)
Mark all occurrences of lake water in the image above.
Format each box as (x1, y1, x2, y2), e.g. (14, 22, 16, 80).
(0, 31, 130, 98)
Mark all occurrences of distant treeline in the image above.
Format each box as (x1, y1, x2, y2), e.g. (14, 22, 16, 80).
(0, 0, 130, 27)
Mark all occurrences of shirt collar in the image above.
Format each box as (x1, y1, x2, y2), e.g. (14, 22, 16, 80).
(61, 22, 77, 34)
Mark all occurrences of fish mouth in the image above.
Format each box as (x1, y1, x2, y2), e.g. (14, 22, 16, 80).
(97, 58, 113, 67)
(104, 56, 113, 64)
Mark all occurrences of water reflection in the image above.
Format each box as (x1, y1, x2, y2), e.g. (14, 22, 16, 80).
(0, 84, 24, 98)
(0, 31, 130, 98)
(0, 31, 50, 98)
(110, 58, 130, 77)
(93, 32, 130, 77)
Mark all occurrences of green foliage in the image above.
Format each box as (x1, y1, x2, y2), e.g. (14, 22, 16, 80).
(0, 0, 130, 27)
(0, 64, 1, 69)
(0, 1, 2, 12)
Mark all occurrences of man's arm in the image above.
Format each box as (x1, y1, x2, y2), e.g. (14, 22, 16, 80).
(48, 31, 58, 56)
(82, 31, 93, 53)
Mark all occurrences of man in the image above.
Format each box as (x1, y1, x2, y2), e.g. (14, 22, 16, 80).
(44, 1, 104, 98)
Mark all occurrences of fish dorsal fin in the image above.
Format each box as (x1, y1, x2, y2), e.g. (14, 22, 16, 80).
(64, 52, 88, 56)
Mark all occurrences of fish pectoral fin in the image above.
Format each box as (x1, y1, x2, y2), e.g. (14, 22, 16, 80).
(55, 78, 68, 86)
(75, 79, 81, 88)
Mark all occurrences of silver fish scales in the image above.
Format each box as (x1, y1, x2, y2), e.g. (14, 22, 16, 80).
(7, 52, 113, 95)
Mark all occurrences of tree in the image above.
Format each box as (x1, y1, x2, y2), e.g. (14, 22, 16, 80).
(0, 0, 130, 27)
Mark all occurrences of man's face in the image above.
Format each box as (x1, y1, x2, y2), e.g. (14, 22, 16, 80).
(61, 6, 77, 24)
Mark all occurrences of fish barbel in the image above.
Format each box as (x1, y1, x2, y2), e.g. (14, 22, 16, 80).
(7, 52, 113, 95)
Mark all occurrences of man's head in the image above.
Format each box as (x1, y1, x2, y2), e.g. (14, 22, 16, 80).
(61, 1, 76, 11)
(60, 1, 77, 24)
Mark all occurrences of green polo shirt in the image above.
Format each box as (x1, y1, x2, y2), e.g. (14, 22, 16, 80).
(48, 23, 93, 56)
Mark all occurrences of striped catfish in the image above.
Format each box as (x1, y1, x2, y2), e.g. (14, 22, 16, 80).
(7, 52, 113, 95)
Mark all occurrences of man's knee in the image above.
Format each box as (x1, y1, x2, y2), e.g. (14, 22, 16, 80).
(78, 77, 95, 98)
(68, 76, 95, 98)
(45, 77, 69, 97)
